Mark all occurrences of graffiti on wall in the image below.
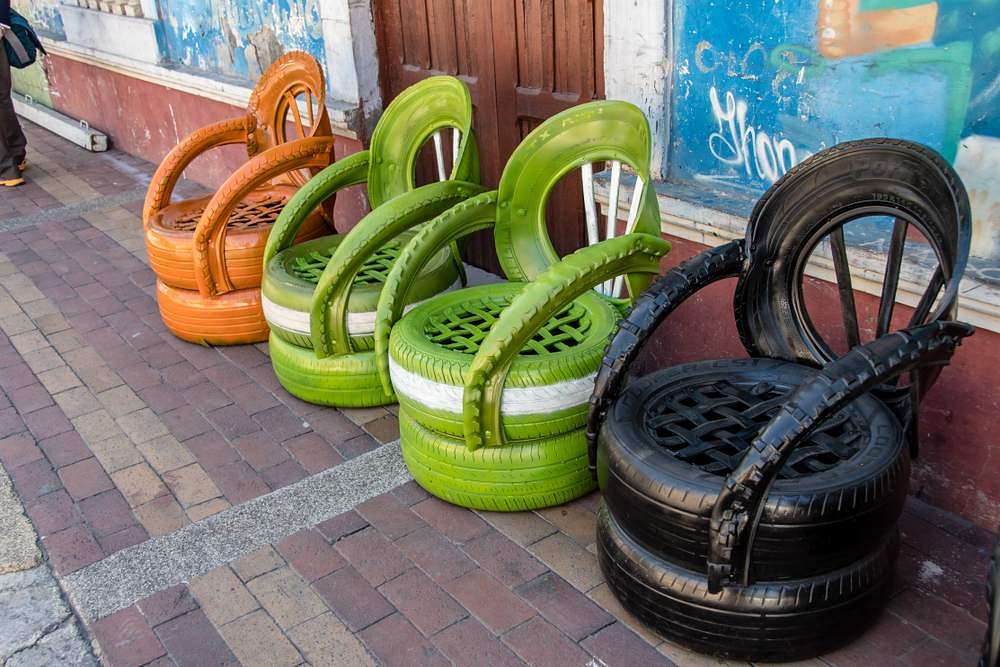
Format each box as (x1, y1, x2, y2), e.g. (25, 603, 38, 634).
(670, 0, 1000, 259)
(159, 0, 325, 80)
(13, 0, 64, 38)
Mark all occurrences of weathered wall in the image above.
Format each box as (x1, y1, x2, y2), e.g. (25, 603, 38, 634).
(11, 0, 64, 38)
(639, 233, 1000, 531)
(668, 0, 1000, 259)
(158, 0, 327, 82)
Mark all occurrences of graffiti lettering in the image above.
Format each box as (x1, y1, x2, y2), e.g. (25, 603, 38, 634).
(707, 86, 801, 183)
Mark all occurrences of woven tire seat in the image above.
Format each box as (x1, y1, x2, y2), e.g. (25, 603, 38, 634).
(143, 52, 335, 346)
(262, 76, 481, 407)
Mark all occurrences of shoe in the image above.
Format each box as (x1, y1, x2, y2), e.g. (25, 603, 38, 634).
(1, 177, 25, 187)
(18, 160, 26, 172)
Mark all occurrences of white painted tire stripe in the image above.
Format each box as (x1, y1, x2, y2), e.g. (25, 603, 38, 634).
(389, 357, 596, 416)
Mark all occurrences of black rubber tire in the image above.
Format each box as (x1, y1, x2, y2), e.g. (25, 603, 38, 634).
(597, 358, 908, 581)
(734, 138, 970, 365)
(597, 504, 898, 662)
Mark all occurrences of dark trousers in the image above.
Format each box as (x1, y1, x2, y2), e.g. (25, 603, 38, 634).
(0, 42, 27, 180)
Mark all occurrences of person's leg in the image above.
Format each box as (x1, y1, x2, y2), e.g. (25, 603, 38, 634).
(0, 44, 26, 184)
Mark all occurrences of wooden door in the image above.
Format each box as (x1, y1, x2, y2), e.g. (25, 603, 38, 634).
(374, 0, 605, 269)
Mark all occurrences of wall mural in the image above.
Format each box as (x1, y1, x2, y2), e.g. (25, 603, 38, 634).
(159, 0, 326, 80)
(670, 0, 1000, 262)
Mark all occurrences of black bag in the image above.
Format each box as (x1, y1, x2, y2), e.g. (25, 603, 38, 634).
(2, 10, 46, 69)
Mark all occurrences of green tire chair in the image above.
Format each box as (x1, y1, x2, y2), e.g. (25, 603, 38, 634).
(371, 100, 671, 510)
(262, 76, 483, 407)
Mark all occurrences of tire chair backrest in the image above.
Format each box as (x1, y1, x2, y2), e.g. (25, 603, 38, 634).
(367, 75, 480, 209)
(246, 51, 332, 158)
(494, 100, 662, 300)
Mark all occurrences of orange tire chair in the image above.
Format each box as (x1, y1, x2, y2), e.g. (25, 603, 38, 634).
(143, 52, 336, 345)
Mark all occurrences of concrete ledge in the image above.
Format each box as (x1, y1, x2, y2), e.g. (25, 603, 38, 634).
(60, 5, 162, 65)
(12, 93, 108, 152)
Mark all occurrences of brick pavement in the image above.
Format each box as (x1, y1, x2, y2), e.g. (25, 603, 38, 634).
(0, 120, 995, 666)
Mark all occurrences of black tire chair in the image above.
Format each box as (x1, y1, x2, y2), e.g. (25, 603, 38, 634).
(587, 139, 975, 661)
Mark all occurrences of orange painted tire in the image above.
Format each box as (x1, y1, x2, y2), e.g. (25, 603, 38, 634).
(146, 185, 330, 291)
(156, 280, 270, 346)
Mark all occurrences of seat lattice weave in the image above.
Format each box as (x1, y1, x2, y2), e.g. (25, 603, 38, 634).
(167, 195, 288, 232)
(424, 295, 591, 356)
(290, 242, 402, 285)
(642, 378, 865, 479)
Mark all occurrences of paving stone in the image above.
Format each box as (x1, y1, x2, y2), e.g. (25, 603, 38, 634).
(138, 584, 199, 627)
(379, 567, 467, 636)
(587, 582, 665, 645)
(9, 382, 55, 414)
(413, 497, 491, 544)
(21, 347, 64, 374)
(822, 610, 930, 666)
(334, 526, 411, 587)
(37, 366, 82, 394)
(232, 431, 289, 470)
(90, 606, 165, 667)
(163, 463, 221, 508)
(207, 405, 262, 440)
(260, 458, 308, 489)
(25, 405, 73, 440)
(526, 531, 604, 592)
(395, 526, 477, 584)
(226, 381, 279, 415)
(287, 612, 376, 667)
(433, 616, 526, 667)
(888, 587, 987, 655)
(75, 363, 124, 393)
(0, 432, 43, 470)
(186, 497, 231, 522)
(581, 621, 667, 665)
(444, 569, 535, 635)
(159, 405, 213, 441)
(79, 488, 136, 537)
(220, 609, 303, 667)
(254, 405, 310, 441)
(284, 432, 342, 473)
(501, 616, 592, 667)
(316, 510, 369, 543)
(336, 433, 380, 459)
(43, 524, 104, 575)
(358, 612, 450, 667)
(392, 480, 431, 507)
(208, 460, 270, 504)
(89, 435, 144, 473)
(96, 385, 145, 418)
(10, 459, 61, 503)
(61, 347, 107, 373)
(58, 457, 113, 500)
(37, 430, 91, 468)
(357, 492, 427, 540)
(26, 490, 80, 536)
(312, 566, 394, 632)
(134, 494, 189, 537)
(232, 546, 285, 582)
(136, 383, 186, 415)
(515, 572, 613, 641)
(97, 524, 149, 555)
(184, 431, 240, 466)
(155, 608, 238, 667)
(364, 414, 400, 444)
(53, 386, 101, 419)
(189, 566, 259, 626)
(303, 409, 362, 444)
(136, 434, 195, 473)
(277, 528, 345, 582)
(247, 566, 328, 630)
(111, 463, 168, 507)
(462, 528, 549, 588)
(71, 409, 119, 444)
(117, 408, 168, 444)
(897, 636, 978, 666)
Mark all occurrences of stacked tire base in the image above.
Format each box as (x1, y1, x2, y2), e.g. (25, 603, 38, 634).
(597, 505, 898, 662)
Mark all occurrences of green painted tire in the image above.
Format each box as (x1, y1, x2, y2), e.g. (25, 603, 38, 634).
(399, 410, 596, 511)
(388, 282, 618, 442)
(268, 333, 393, 407)
(262, 231, 457, 350)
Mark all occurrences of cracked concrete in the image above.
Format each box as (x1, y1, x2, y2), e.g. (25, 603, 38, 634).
(0, 566, 96, 666)
(0, 465, 40, 575)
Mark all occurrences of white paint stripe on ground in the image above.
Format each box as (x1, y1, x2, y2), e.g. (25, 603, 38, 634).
(63, 441, 413, 622)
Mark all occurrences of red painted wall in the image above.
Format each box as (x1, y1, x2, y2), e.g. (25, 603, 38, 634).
(633, 235, 1000, 531)
(44, 55, 370, 226)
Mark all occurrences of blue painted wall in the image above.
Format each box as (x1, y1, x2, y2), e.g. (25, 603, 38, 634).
(159, 0, 326, 81)
(14, 0, 65, 38)
(668, 0, 1000, 260)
